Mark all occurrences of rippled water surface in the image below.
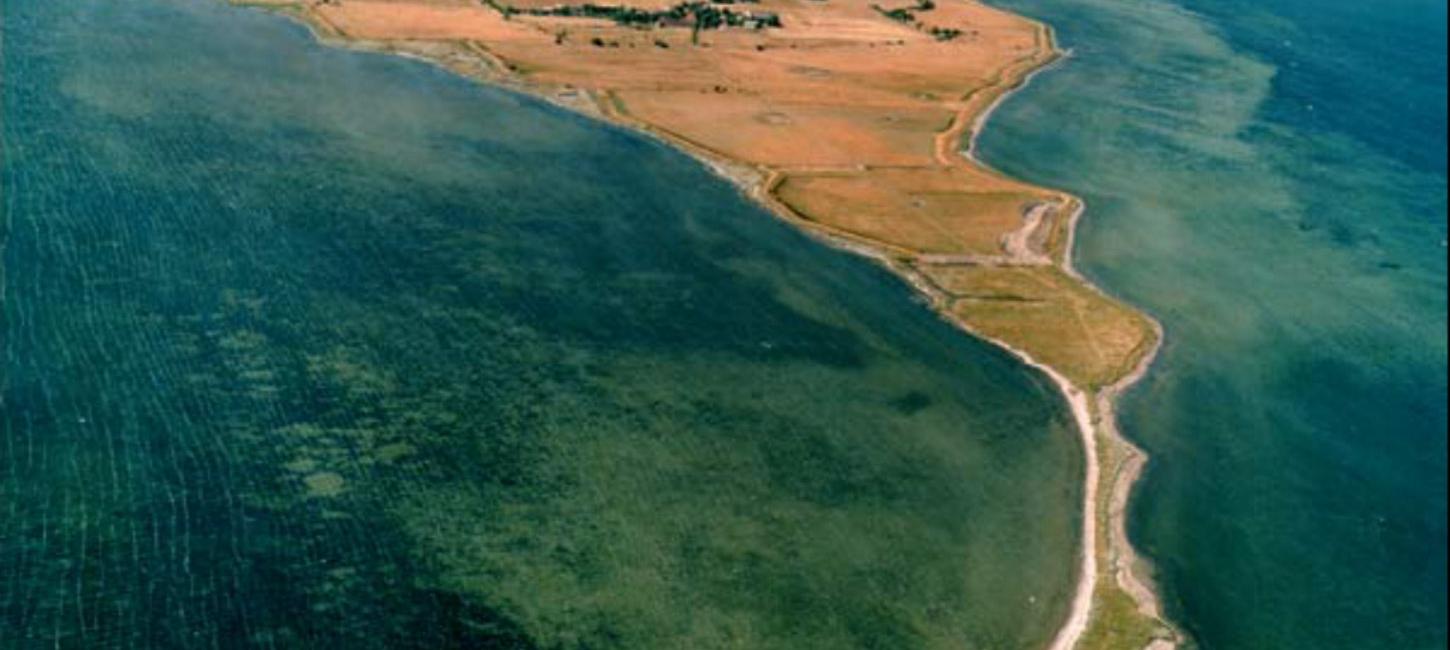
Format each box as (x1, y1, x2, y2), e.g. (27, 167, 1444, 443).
(0, 0, 1091, 647)
(980, 0, 1448, 647)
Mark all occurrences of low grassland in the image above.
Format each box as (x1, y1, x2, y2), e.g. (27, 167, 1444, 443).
(776, 168, 1046, 256)
(925, 264, 1156, 392)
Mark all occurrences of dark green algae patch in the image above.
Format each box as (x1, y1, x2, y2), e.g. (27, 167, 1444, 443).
(1, 0, 1082, 647)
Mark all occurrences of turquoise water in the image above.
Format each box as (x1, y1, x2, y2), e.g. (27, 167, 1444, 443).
(1, 0, 1086, 647)
(978, 0, 1447, 647)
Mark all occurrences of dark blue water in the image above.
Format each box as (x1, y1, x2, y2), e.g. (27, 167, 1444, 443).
(979, 0, 1447, 647)
(1, 0, 1087, 647)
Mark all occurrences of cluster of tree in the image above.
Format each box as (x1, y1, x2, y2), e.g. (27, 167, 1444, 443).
(693, 4, 781, 29)
(524, 3, 671, 25)
(521, 2, 780, 32)
(871, 1, 962, 40)
(872, 0, 933, 23)
(874, 5, 916, 22)
(929, 26, 961, 40)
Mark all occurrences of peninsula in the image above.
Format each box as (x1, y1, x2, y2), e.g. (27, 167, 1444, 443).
(240, 0, 1177, 645)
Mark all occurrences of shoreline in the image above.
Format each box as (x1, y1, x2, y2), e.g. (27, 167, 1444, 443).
(249, 2, 1175, 647)
(964, 42, 1073, 162)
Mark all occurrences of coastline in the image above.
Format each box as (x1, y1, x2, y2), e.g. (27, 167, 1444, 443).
(245, 2, 1175, 647)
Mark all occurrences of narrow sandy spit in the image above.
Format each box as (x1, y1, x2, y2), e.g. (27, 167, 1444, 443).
(965, 327, 1101, 650)
(960, 25, 1175, 649)
(252, 3, 1173, 648)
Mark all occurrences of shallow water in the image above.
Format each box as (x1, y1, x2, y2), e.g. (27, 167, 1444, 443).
(979, 0, 1448, 647)
(1, 0, 1087, 647)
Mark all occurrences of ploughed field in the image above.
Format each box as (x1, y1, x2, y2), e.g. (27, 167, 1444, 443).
(287, 0, 1158, 392)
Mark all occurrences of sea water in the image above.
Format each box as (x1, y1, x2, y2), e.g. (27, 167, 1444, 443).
(1, 0, 1087, 647)
(978, 0, 1448, 647)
